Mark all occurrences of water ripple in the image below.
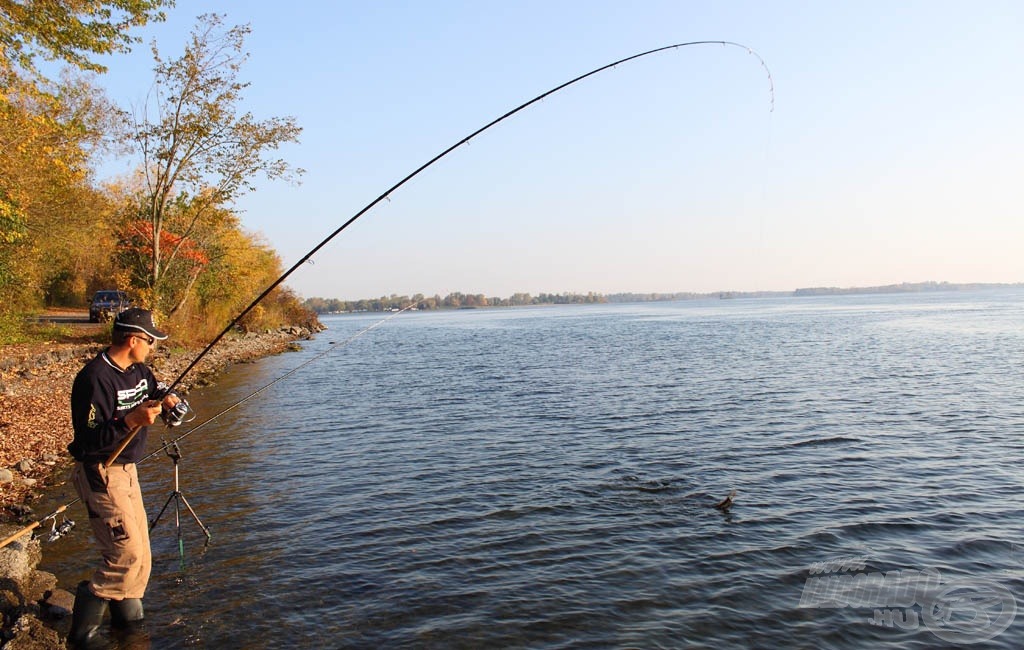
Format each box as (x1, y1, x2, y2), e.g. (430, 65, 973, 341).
(37, 292, 1024, 648)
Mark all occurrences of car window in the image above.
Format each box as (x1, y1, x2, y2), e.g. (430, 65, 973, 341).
(93, 291, 129, 301)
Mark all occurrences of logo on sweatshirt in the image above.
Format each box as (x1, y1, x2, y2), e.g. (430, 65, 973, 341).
(117, 379, 150, 412)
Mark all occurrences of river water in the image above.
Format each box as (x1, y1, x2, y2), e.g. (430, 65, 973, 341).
(40, 289, 1024, 648)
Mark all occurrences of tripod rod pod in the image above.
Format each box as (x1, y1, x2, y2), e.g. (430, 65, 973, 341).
(150, 439, 211, 569)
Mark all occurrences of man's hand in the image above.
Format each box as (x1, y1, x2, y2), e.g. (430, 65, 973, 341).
(124, 400, 163, 428)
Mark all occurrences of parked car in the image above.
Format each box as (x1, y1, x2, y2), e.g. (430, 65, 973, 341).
(89, 290, 134, 323)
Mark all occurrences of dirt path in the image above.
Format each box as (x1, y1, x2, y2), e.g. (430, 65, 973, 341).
(33, 308, 95, 324)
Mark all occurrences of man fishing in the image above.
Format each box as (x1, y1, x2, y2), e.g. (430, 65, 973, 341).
(67, 308, 181, 647)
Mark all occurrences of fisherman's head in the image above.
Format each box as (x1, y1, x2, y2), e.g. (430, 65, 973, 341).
(112, 308, 168, 363)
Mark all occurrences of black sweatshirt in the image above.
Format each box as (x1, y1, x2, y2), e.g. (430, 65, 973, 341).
(69, 351, 159, 464)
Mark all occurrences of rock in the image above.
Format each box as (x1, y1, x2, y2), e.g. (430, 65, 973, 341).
(15, 460, 33, 474)
(24, 572, 57, 603)
(41, 589, 74, 619)
(0, 587, 18, 611)
(56, 349, 77, 362)
(4, 614, 61, 649)
(0, 530, 42, 588)
(1, 531, 64, 649)
(7, 504, 33, 518)
(0, 469, 13, 485)
(20, 479, 36, 487)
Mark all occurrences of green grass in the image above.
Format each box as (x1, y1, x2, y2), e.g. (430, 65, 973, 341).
(0, 313, 33, 345)
(0, 312, 104, 346)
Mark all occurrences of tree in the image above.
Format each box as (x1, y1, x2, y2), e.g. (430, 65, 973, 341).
(1, 0, 165, 323)
(0, 0, 170, 80)
(0, 70, 119, 312)
(125, 13, 302, 313)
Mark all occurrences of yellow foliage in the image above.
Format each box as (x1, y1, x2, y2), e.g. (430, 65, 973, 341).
(1, 71, 117, 313)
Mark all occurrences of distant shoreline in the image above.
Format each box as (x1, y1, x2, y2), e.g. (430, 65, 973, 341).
(305, 281, 1024, 314)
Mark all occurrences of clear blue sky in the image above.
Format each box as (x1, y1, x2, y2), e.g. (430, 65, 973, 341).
(93, 1, 1024, 300)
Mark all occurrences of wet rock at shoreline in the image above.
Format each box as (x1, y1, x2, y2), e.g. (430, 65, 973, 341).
(1, 320, 323, 647)
(41, 589, 73, 619)
(0, 530, 67, 648)
(5, 614, 62, 649)
(6, 505, 32, 520)
(0, 532, 40, 588)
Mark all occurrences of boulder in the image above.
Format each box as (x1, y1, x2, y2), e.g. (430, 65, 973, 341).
(1, 529, 64, 649)
(7, 504, 32, 518)
(0, 531, 41, 589)
(41, 589, 74, 619)
(24, 572, 56, 604)
(1, 587, 18, 611)
(3, 614, 61, 649)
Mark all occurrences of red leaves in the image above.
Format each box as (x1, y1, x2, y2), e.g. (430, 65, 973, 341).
(121, 219, 210, 266)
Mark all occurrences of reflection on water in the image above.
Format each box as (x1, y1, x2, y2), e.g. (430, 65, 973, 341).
(40, 289, 1024, 648)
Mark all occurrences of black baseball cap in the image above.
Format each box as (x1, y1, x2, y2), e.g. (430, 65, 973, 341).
(113, 308, 168, 340)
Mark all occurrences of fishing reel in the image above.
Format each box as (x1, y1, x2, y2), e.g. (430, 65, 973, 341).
(156, 382, 194, 427)
(44, 515, 75, 543)
(162, 399, 192, 427)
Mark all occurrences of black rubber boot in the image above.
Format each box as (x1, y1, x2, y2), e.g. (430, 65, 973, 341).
(109, 598, 149, 648)
(109, 598, 143, 629)
(68, 580, 109, 649)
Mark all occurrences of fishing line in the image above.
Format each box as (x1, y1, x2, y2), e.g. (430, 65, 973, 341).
(0, 304, 417, 550)
(138, 301, 419, 465)
(163, 40, 774, 396)
(2, 41, 773, 550)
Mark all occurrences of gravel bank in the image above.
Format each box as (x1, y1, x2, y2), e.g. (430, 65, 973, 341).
(0, 323, 322, 648)
(0, 325, 321, 522)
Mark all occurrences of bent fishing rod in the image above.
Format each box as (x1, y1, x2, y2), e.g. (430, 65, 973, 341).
(164, 40, 773, 398)
(0, 304, 417, 550)
(106, 40, 773, 460)
(3, 41, 773, 549)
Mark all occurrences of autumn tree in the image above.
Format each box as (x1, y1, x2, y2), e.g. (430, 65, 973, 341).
(124, 13, 302, 314)
(116, 191, 215, 314)
(0, 0, 171, 81)
(183, 209, 307, 341)
(0, 0, 170, 336)
(0, 72, 121, 313)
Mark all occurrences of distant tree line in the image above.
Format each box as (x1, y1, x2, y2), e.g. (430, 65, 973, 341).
(303, 292, 608, 313)
(790, 281, 1024, 296)
(303, 281, 1024, 315)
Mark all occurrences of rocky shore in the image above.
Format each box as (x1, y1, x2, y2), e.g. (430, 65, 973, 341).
(0, 322, 323, 648)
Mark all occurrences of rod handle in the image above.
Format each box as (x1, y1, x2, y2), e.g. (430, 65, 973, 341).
(0, 505, 68, 549)
(0, 522, 40, 549)
(104, 426, 142, 468)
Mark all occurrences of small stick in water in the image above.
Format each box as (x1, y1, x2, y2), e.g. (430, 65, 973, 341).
(714, 489, 737, 511)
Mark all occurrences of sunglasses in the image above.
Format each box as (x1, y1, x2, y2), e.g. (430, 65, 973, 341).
(132, 334, 156, 346)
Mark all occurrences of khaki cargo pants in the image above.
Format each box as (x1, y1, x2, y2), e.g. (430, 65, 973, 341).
(72, 462, 152, 600)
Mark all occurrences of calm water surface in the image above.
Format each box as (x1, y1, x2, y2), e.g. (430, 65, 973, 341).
(42, 290, 1024, 648)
